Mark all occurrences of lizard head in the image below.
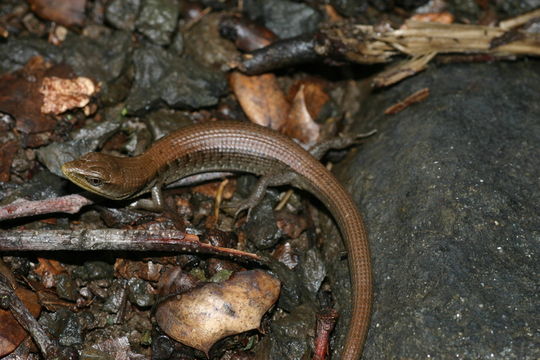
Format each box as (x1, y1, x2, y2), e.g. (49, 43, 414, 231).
(62, 152, 136, 200)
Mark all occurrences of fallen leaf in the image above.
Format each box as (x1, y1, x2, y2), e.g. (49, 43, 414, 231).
(0, 56, 76, 137)
(34, 258, 66, 289)
(155, 269, 280, 355)
(287, 78, 331, 121)
(0, 261, 41, 357)
(34, 258, 66, 277)
(282, 85, 320, 146)
(40, 76, 96, 115)
(0, 287, 41, 357)
(28, 0, 86, 27)
(229, 71, 289, 130)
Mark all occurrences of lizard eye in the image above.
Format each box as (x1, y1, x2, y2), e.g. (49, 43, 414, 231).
(86, 177, 104, 187)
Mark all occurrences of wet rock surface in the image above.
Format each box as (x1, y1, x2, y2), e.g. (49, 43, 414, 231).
(126, 44, 227, 113)
(326, 61, 540, 359)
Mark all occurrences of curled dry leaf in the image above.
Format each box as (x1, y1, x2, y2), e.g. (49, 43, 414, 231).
(282, 85, 320, 146)
(287, 79, 330, 121)
(155, 269, 280, 355)
(229, 71, 289, 130)
(39, 76, 97, 115)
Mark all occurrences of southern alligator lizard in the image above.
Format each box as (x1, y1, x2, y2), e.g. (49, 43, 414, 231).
(62, 121, 372, 359)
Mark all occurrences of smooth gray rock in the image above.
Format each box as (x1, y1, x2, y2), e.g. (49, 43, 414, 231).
(326, 61, 540, 359)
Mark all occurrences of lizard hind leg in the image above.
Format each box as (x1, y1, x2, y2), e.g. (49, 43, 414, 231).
(224, 171, 300, 220)
(308, 129, 377, 160)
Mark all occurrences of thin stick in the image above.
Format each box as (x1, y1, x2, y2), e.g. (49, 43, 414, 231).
(0, 230, 263, 264)
(0, 194, 93, 221)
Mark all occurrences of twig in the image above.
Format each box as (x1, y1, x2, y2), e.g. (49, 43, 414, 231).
(0, 194, 93, 221)
(499, 8, 540, 30)
(384, 88, 430, 115)
(275, 189, 293, 212)
(312, 308, 339, 360)
(238, 9, 540, 85)
(0, 230, 263, 264)
(214, 179, 229, 219)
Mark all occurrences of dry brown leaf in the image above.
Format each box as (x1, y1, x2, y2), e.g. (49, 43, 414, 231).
(34, 258, 66, 289)
(287, 79, 330, 121)
(0, 287, 41, 357)
(282, 85, 320, 146)
(229, 71, 289, 130)
(0, 57, 53, 135)
(0, 56, 78, 139)
(0, 261, 41, 357)
(155, 269, 280, 355)
(40, 76, 96, 115)
(29, 0, 86, 27)
(34, 258, 66, 277)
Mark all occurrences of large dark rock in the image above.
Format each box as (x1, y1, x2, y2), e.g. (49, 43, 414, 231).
(126, 45, 227, 113)
(326, 61, 539, 359)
